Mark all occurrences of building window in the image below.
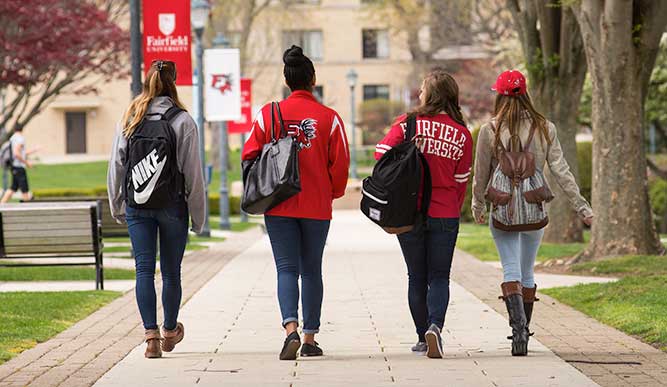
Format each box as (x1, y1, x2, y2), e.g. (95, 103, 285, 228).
(363, 84, 390, 100)
(362, 29, 389, 59)
(65, 112, 87, 154)
(283, 30, 323, 60)
(283, 85, 324, 103)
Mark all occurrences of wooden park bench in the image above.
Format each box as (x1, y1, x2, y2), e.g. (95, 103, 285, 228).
(0, 202, 104, 290)
(31, 196, 128, 238)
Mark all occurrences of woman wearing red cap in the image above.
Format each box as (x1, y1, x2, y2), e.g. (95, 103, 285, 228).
(472, 70, 593, 356)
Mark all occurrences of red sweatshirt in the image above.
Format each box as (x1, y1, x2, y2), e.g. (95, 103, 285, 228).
(242, 90, 350, 220)
(375, 113, 473, 218)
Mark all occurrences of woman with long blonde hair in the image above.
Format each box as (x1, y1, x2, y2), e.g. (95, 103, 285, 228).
(107, 60, 206, 359)
(472, 70, 593, 356)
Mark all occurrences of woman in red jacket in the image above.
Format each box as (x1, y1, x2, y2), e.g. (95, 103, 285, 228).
(375, 69, 473, 359)
(242, 45, 350, 360)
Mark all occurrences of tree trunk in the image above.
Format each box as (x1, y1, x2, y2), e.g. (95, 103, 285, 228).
(542, 85, 584, 243)
(572, 1, 666, 260)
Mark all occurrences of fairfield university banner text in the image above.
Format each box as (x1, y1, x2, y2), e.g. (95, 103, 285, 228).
(143, 0, 192, 85)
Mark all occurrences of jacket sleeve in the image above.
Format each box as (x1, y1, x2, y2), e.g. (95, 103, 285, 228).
(374, 114, 408, 160)
(546, 123, 593, 217)
(241, 106, 268, 162)
(328, 113, 350, 199)
(471, 123, 493, 219)
(455, 131, 473, 210)
(107, 123, 127, 224)
(176, 114, 207, 234)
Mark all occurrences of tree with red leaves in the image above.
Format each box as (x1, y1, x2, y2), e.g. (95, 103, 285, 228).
(0, 0, 128, 132)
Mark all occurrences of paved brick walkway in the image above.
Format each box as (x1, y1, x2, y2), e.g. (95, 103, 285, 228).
(452, 250, 667, 386)
(94, 212, 597, 387)
(0, 227, 262, 387)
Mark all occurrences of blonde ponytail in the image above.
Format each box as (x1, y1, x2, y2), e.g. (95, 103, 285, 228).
(121, 60, 186, 138)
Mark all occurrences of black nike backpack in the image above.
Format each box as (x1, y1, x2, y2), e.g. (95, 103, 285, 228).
(125, 106, 185, 209)
(360, 115, 432, 234)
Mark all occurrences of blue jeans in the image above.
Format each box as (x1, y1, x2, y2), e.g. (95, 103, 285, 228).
(126, 202, 189, 331)
(264, 215, 331, 334)
(489, 220, 544, 288)
(397, 217, 459, 341)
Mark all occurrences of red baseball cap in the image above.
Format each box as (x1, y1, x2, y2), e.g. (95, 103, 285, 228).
(491, 70, 527, 96)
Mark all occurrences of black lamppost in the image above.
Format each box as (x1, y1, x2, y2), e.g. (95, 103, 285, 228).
(191, 0, 211, 237)
(346, 69, 359, 179)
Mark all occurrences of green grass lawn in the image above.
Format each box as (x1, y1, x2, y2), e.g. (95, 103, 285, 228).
(30, 150, 244, 191)
(0, 265, 135, 281)
(0, 291, 121, 364)
(543, 276, 667, 350)
(456, 223, 588, 262)
(30, 162, 108, 190)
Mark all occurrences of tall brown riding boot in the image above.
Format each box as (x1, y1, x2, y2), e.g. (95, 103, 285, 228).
(500, 281, 529, 356)
(145, 329, 163, 359)
(522, 285, 538, 338)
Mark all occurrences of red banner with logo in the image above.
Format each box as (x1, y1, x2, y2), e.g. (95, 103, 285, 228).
(228, 79, 252, 133)
(143, 0, 192, 85)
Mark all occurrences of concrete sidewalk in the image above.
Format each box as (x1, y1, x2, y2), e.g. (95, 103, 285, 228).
(95, 211, 598, 387)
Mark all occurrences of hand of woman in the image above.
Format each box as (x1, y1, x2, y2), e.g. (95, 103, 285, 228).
(474, 212, 486, 225)
(582, 215, 593, 227)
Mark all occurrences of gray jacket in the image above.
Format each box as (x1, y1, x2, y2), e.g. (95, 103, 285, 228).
(472, 117, 593, 221)
(107, 96, 207, 233)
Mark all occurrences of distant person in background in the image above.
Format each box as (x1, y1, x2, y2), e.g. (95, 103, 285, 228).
(1, 124, 37, 203)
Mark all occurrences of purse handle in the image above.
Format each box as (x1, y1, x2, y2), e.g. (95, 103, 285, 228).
(270, 102, 288, 142)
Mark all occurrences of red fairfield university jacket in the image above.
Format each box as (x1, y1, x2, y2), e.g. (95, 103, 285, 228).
(242, 90, 350, 220)
(375, 113, 473, 219)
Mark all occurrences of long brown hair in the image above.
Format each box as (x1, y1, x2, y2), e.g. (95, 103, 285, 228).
(122, 60, 186, 138)
(408, 68, 466, 127)
(493, 93, 551, 152)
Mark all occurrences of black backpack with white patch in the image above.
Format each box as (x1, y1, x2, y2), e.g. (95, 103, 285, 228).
(125, 106, 184, 209)
(360, 115, 432, 234)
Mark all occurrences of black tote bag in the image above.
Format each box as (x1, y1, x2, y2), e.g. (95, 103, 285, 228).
(241, 102, 301, 215)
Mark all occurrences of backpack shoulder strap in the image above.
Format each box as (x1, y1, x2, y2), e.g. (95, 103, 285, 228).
(417, 151, 432, 217)
(405, 115, 417, 142)
(162, 106, 185, 123)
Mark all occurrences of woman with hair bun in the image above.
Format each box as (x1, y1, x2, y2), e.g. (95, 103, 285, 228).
(242, 45, 350, 360)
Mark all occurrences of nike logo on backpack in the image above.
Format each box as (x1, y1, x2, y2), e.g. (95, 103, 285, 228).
(131, 149, 167, 204)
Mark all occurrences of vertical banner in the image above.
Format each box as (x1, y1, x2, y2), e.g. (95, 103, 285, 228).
(204, 48, 241, 121)
(143, 0, 192, 86)
(228, 79, 252, 133)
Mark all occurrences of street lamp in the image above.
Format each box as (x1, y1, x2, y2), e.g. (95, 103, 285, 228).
(213, 33, 231, 230)
(191, 0, 211, 237)
(346, 69, 359, 179)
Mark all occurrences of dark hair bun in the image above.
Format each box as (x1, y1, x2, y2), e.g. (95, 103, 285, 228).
(283, 45, 307, 66)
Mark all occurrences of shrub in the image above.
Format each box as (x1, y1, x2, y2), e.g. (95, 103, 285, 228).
(208, 193, 241, 216)
(576, 142, 592, 203)
(359, 99, 406, 145)
(33, 186, 108, 198)
(649, 179, 667, 232)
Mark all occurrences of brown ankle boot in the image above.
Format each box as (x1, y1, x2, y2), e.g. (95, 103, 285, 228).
(162, 322, 184, 352)
(145, 329, 163, 359)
